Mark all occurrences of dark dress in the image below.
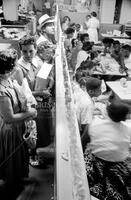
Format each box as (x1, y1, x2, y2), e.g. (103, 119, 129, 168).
(0, 79, 29, 187)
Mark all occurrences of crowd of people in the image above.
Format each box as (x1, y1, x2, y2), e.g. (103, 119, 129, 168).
(0, 10, 131, 200)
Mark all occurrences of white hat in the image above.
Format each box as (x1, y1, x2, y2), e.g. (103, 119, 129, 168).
(38, 14, 54, 27)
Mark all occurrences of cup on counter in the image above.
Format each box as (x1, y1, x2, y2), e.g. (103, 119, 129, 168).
(120, 78, 127, 87)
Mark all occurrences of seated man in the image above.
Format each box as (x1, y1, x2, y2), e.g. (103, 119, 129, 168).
(111, 40, 128, 74)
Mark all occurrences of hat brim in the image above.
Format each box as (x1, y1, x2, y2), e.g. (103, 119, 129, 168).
(40, 18, 55, 29)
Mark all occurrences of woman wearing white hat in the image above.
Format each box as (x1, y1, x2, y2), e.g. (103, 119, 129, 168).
(37, 14, 55, 46)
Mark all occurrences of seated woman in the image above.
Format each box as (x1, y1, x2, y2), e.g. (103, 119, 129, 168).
(0, 49, 37, 198)
(84, 101, 131, 200)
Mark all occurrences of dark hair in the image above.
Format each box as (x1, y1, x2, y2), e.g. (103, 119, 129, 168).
(102, 38, 114, 45)
(107, 102, 130, 122)
(75, 70, 87, 83)
(62, 16, 71, 23)
(79, 77, 89, 88)
(91, 11, 97, 17)
(86, 77, 101, 91)
(64, 27, 75, 35)
(80, 60, 94, 70)
(76, 23, 80, 28)
(71, 38, 78, 48)
(0, 49, 18, 75)
(121, 44, 131, 52)
(69, 23, 76, 28)
(113, 40, 120, 46)
(19, 35, 36, 50)
(82, 41, 92, 51)
(80, 33, 89, 42)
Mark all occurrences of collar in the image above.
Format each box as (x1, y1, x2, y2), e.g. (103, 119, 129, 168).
(18, 57, 38, 71)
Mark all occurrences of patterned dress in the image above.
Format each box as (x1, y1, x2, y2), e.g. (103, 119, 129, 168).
(0, 78, 29, 187)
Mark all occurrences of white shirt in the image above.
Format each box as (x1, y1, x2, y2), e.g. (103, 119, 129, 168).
(36, 35, 49, 46)
(124, 53, 131, 77)
(72, 82, 94, 125)
(89, 117, 131, 161)
(75, 50, 90, 71)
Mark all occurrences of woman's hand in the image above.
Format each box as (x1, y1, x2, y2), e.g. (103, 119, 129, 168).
(27, 107, 37, 119)
(42, 89, 51, 99)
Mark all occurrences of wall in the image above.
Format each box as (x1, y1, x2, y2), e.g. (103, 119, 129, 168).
(100, 0, 116, 23)
(3, 0, 18, 21)
(120, 0, 131, 24)
(60, 0, 100, 25)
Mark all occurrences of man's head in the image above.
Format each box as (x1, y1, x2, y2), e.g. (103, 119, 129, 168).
(86, 77, 101, 97)
(39, 14, 55, 35)
(19, 35, 36, 62)
(113, 40, 120, 52)
(121, 44, 131, 58)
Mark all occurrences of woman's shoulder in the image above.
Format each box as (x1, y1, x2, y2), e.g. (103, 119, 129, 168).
(0, 83, 11, 97)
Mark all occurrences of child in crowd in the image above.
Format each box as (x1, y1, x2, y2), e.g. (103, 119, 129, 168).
(84, 101, 131, 200)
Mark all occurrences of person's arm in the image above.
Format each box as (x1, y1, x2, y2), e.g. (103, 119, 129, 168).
(81, 124, 90, 152)
(118, 52, 128, 74)
(12, 66, 25, 86)
(0, 96, 37, 123)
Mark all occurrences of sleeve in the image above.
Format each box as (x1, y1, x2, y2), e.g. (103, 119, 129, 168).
(0, 86, 11, 97)
(80, 102, 93, 125)
(12, 65, 25, 86)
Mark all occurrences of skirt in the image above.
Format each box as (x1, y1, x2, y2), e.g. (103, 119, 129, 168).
(0, 122, 29, 186)
(84, 147, 131, 200)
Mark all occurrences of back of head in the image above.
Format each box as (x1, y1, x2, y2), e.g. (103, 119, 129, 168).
(19, 35, 36, 50)
(37, 41, 54, 53)
(91, 11, 97, 17)
(82, 41, 92, 51)
(65, 27, 75, 35)
(80, 33, 89, 43)
(107, 102, 130, 122)
(102, 38, 114, 46)
(113, 40, 120, 46)
(121, 44, 131, 52)
(75, 69, 87, 83)
(0, 49, 17, 75)
(86, 77, 101, 91)
(80, 60, 94, 70)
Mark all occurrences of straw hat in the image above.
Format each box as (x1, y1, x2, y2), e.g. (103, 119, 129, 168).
(38, 14, 54, 28)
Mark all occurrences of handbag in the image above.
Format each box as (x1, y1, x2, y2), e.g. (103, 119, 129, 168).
(23, 120, 37, 149)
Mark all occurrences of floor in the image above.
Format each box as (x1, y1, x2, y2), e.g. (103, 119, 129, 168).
(17, 164, 54, 200)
